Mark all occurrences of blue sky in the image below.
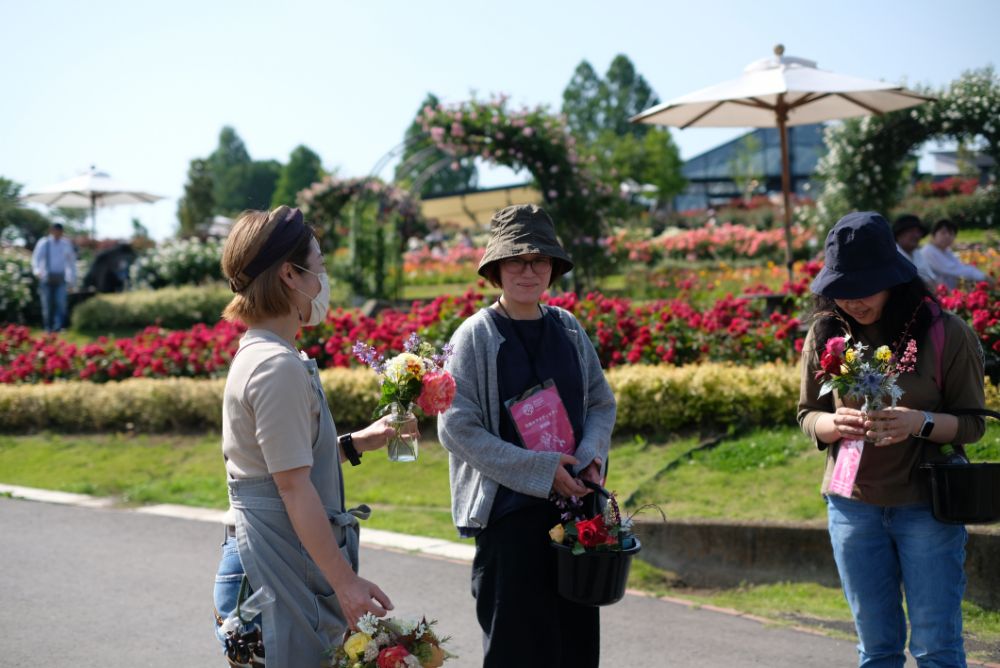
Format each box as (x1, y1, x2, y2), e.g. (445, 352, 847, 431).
(2, 0, 998, 240)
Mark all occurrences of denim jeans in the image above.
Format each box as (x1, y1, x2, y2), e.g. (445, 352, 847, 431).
(826, 495, 967, 668)
(213, 533, 263, 653)
(38, 282, 68, 332)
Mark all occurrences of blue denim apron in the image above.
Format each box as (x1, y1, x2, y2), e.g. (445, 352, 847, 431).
(228, 351, 370, 665)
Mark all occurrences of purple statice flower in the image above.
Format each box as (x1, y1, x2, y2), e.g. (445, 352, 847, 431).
(403, 332, 422, 353)
(431, 342, 454, 367)
(352, 341, 386, 374)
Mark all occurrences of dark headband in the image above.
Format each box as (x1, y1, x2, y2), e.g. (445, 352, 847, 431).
(230, 208, 310, 292)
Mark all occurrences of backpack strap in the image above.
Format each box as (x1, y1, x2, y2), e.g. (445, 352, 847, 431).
(925, 299, 945, 392)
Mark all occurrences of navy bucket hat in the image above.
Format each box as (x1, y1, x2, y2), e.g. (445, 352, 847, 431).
(810, 211, 917, 299)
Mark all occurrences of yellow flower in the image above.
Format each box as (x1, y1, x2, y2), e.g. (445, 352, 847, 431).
(384, 353, 426, 383)
(549, 524, 566, 544)
(875, 346, 892, 362)
(343, 632, 371, 660)
(845, 349, 856, 363)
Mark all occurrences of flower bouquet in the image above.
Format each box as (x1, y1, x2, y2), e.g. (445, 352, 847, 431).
(548, 481, 656, 606)
(353, 334, 456, 461)
(815, 334, 918, 496)
(328, 613, 452, 668)
(815, 335, 917, 412)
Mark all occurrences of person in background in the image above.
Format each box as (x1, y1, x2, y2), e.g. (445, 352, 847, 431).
(917, 218, 992, 290)
(798, 211, 986, 667)
(438, 204, 616, 668)
(30, 222, 77, 332)
(892, 214, 937, 288)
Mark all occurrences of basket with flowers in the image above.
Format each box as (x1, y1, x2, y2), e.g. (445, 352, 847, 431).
(548, 481, 659, 606)
(328, 613, 452, 668)
(353, 334, 456, 461)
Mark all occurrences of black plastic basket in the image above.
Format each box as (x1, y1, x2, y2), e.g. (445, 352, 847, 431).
(552, 537, 641, 606)
(551, 480, 641, 606)
(921, 408, 1000, 525)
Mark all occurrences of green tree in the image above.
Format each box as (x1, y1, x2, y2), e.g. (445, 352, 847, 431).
(271, 145, 324, 207)
(208, 126, 253, 215)
(0, 177, 51, 247)
(243, 160, 282, 211)
(177, 158, 214, 236)
(395, 93, 478, 196)
(561, 55, 685, 206)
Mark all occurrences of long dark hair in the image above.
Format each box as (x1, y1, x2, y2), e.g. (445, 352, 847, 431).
(807, 278, 940, 357)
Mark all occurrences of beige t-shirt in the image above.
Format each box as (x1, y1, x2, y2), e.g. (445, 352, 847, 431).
(222, 329, 320, 479)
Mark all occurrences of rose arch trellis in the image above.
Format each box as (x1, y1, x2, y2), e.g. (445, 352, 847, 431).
(298, 176, 424, 300)
(418, 95, 620, 290)
(814, 67, 1000, 228)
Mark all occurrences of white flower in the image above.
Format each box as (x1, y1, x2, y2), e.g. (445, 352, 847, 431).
(364, 642, 380, 661)
(357, 612, 379, 636)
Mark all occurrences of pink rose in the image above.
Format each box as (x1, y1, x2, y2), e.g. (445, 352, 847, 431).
(825, 336, 846, 357)
(415, 370, 456, 415)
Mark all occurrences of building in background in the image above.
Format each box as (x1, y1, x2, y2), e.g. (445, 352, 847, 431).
(675, 123, 827, 211)
(419, 184, 541, 229)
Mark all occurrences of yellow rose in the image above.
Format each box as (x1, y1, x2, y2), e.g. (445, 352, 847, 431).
(875, 346, 892, 362)
(549, 523, 566, 544)
(421, 644, 446, 668)
(343, 632, 371, 660)
(845, 349, 856, 363)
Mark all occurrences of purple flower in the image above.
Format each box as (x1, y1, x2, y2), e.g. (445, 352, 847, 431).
(403, 333, 422, 353)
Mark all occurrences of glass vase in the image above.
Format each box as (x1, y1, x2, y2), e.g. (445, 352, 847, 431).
(386, 403, 418, 462)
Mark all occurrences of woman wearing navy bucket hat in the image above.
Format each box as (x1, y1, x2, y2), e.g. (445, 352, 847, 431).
(798, 211, 987, 667)
(438, 204, 616, 668)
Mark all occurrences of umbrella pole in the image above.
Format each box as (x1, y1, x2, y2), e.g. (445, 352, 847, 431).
(776, 104, 795, 286)
(91, 193, 97, 239)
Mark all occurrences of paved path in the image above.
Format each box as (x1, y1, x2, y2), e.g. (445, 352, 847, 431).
(0, 493, 864, 667)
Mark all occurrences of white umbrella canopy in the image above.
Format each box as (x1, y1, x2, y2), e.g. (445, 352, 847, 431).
(632, 45, 934, 279)
(22, 166, 164, 238)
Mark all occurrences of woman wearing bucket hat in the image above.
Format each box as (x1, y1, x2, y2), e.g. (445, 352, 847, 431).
(212, 206, 416, 666)
(438, 204, 616, 668)
(798, 211, 986, 667)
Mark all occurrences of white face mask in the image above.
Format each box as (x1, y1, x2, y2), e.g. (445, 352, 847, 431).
(293, 265, 330, 326)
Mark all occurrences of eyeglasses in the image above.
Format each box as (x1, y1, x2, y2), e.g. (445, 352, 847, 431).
(501, 257, 553, 273)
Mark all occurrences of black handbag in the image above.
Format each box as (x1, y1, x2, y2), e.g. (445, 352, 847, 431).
(921, 408, 1000, 524)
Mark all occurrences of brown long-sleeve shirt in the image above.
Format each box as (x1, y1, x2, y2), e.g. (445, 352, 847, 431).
(798, 311, 986, 506)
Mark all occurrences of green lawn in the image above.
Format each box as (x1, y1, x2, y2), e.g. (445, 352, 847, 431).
(3, 425, 999, 660)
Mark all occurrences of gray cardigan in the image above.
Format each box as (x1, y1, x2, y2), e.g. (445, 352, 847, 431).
(438, 305, 617, 531)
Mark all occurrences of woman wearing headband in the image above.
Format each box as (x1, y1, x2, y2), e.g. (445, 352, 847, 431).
(212, 205, 415, 666)
(438, 204, 616, 668)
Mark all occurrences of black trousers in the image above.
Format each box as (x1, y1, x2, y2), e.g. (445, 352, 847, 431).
(472, 504, 599, 668)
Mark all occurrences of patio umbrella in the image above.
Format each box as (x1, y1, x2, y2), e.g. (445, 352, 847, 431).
(631, 44, 934, 281)
(22, 166, 164, 238)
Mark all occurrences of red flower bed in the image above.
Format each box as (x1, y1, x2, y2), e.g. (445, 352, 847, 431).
(3, 269, 998, 384)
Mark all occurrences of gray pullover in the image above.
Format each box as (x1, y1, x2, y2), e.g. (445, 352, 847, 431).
(438, 305, 617, 531)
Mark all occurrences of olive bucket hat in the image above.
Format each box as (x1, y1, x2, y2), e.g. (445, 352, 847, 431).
(810, 211, 917, 299)
(477, 204, 574, 280)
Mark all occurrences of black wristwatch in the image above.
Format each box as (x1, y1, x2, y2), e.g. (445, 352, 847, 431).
(339, 433, 362, 466)
(913, 411, 935, 439)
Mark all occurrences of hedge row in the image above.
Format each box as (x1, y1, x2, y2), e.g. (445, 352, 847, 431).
(2, 364, 997, 435)
(71, 284, 231, 332)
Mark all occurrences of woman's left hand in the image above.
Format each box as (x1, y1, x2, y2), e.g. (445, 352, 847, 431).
(354, 413, 421, 452)
(865, 407, 922, 446)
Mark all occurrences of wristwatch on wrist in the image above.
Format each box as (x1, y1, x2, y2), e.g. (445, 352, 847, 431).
(913, 410, 935, 439)
(339, 433, 362, 466)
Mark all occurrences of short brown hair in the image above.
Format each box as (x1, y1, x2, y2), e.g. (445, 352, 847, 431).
(221, 206, 314, 325)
